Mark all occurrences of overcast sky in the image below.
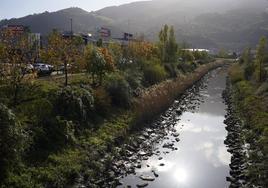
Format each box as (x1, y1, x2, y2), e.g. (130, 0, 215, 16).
(0, 0, 141, 19)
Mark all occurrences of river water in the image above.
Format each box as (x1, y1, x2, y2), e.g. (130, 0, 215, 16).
(118, 67, 231, 188)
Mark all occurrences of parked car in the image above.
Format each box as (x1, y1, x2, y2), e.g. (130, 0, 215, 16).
(33, 63, 53, 76)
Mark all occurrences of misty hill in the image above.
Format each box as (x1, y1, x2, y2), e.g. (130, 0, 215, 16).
(0, 7, 114, 35)
(1, 0, 268, 50)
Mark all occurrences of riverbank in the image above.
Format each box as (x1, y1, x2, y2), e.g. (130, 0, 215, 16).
(223, 64, 268, 187)
(75, 60, 228, 187)
(133, 60, 226, 125)
(0, 60, 227, 188)
(115, 66, 231, 188)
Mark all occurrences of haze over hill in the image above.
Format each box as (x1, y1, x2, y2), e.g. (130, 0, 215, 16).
(1, 0, 268, 50)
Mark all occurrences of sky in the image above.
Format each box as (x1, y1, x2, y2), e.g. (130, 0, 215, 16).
(0, 0, 141, 20)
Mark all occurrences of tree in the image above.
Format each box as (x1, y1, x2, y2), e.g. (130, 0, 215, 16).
(240, 48, 251, 65)
(41, 30, 82, 86)
(40, 30, 63, 74)
(86, 47, 115, 86)
(166, 26, 178, 63)
(255, 36, 267, 82)
(158, 25, 178, 64)
(0, 30, 35, 106)
(158, 24, 169, 63)
(108, 42, 123, 65)
(240, 48, 254, 80)
(128, 40, 155, 62)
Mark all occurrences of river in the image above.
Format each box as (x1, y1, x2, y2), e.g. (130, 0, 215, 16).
(118, 67, 231, 188)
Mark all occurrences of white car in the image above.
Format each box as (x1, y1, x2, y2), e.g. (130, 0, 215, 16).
(33, 63, 53, 75)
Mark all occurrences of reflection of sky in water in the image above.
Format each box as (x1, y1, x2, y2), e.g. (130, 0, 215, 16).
(119, 68, 231, 188)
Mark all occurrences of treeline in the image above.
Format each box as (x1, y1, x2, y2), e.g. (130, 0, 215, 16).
(0, 25, 212, 187)
(228, 36, 268, 187)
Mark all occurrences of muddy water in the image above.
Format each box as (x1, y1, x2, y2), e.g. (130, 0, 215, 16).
(118, 68, 231, 188)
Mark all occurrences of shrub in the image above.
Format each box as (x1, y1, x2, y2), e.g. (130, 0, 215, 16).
(54, 86, 94, 122)
(244, 63, 255, 80)
(177, 61, 196, 73)
(256, 82, 268, 96)
(229, 64, 244, 83)
(143, 62, 167, 86)
(234, 81, 254, 101)
(105, 72, 132, 108)
(93, 87, 112, 116)
(164, 63, 178, 78)
(0, 104, 26, 182)
(124, 68, 143, 90)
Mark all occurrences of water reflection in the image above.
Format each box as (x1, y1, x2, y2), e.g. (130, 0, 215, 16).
(119, 68, 231, 188)
(173, 168, 188, 183)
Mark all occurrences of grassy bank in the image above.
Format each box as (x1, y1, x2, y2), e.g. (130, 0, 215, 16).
(133, 60, 225, 125)
(228, 63, 268, 187)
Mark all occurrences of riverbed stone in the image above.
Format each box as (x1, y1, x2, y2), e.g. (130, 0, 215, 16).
(136, 183, 149, 187)
(139, 175, 155, 181)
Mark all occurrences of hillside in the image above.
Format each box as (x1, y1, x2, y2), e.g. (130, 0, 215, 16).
(1, 0, 268, 50)
(0, 7, 114, 35)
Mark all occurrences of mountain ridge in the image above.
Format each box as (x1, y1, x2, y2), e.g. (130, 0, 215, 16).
(1, 0, 268, 50)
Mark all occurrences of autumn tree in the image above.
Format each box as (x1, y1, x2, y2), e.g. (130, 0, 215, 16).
(128, 40, 155, 62)
(108, 42, 123, 65)
(41, 30, 83, 86)
(0, 30, 35, 106)
(40, 30, 62, 73)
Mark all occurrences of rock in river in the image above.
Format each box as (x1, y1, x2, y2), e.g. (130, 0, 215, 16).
(139, 175, 155, 181)
(137, 183, 149, 187)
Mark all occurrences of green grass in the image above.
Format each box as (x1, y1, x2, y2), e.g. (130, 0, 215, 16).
(229, 64, 268, 187)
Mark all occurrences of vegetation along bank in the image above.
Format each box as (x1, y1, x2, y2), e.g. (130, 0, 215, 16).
(0, 24, 228, 188)
(223, 37, 268, 188)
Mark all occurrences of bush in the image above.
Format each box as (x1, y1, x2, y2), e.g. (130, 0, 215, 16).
(256, 82, 268, 96)
(93, 87, 112, 116)
(177, 61, 196, 73)
(164, 63, 178, 78)
(0, 104, 26, 182)
(234, 81, 254, 101)
(143, 61, 167, 86)
(54, 86, 94, 122)
(105, 72, 132, 108)
(229, 64, 244, 83)
(244, 64, 255, 80)
(124, 68, 143, 90)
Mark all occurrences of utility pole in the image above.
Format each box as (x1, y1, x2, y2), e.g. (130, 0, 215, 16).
(70, 18, 73, 35)
(127, 19, 130, 45)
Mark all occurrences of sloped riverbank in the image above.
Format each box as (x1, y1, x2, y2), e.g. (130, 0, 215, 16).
(70, 61, 228, 188)
(77, 64, 232, 188)
(114, 67, 231, 188)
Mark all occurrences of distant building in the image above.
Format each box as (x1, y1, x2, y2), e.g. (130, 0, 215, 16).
(62, 31, 95, 45)
(182, 48, 210, 53)
(1, 25, 27, 36)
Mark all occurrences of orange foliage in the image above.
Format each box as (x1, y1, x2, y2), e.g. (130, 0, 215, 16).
(99, 47, 115, 72)
(128, 41, 156, 60)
